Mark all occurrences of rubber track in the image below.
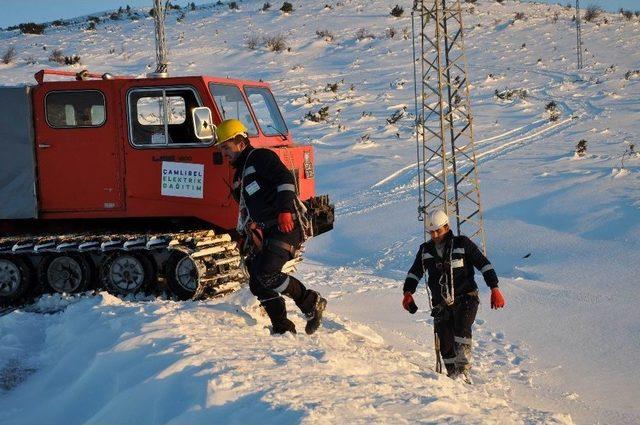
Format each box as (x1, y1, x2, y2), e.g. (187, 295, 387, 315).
(0, 230, 247, 302)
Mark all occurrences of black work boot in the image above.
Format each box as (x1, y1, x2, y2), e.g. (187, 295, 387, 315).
(282, 277, 327, 335)
(445, 362, 458, 378)
(304, 293, 327, 335)
(261, 297, 296, 335)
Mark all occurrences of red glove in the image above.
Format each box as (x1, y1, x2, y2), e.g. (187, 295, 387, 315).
(402, 292, 418, 314)
(278, 212, 295, 233)
(490, 288, 505, 309)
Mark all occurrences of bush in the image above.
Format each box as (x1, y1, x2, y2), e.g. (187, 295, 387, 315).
(18, 22, 46, 34)
(64, 55, 81, 65)
(325, 82, 339, 92)
(49, 49, 80, 65)
(514, 12, 526, 21)
(229, 2, 239, 10)
(545, 101, 560, 122)
(316, 29, 334, 42)
(49, 49, 65, 64)
(575, 140, 587, 157)
(265, 34, 287, 52)
(305, 106, 329, 122)
(620, 9, 634, 20)
(262, 2, 271, 11)
(280, 2, 293, 13)
(386, 106, 406, 124)
(355, 28, 375, 41)
(624, 70, 640, 80)
(385, 27, 396, 39)
(88, 16, 101, 23)
(495, 88, 528, 101)
(584, 6, 601, 22)
(86, 22, 97, 31)
(246, 35, 260, 50)
(390, 5, 404, 17)
(51, 20, 68, 27)
(1, 47, 17, 64)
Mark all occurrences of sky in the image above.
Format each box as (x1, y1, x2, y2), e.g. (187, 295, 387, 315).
(1, 0, 639, 28)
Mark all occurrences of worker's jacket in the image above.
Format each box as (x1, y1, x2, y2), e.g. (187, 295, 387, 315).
(403, 230, 499, 305)
(231, 145, 297, 226)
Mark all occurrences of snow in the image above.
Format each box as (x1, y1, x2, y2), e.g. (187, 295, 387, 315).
(1, 0, 640, 424)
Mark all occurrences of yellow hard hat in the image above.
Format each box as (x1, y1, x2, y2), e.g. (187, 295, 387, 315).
(215, 119, 248, 145)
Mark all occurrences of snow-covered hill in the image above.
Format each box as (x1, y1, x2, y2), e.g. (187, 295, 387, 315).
(1, 1, 639, 423)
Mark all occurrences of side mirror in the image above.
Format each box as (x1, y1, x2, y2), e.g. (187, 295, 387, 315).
(192, 107, 215, 141)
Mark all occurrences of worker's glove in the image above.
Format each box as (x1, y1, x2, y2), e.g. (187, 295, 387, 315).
(490, 288, 505, 309)
(402, 292, 418, 314)
(278, 212, 295, 233)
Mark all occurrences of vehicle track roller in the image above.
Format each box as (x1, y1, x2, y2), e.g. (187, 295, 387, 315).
(165, 250, 201, 300)
(101, 251, 155, 296)
(39, 253, 93, 294)
(0, 255, 33, 304)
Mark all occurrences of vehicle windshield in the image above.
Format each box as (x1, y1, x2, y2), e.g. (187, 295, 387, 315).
(244, 87, 288, 137)
(208, 83, 258, 136)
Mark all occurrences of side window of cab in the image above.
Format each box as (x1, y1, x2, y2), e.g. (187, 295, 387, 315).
(128, 86, 208, 147)
(45, 90, 106, 128)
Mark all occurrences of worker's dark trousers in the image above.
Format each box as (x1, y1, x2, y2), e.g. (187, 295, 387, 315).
(247, 227, 317, 331)
(432, 292, 479, 374)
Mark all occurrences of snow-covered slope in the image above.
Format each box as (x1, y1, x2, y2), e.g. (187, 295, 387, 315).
(1, 1, 639, 424)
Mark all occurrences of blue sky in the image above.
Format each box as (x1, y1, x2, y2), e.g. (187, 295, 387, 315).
(0, 0, 638, 28)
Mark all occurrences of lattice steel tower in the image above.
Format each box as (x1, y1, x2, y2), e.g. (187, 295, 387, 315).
(575, 0, 583, 69)
(153, 0, 169, 75)
(412, 0, 486, 252)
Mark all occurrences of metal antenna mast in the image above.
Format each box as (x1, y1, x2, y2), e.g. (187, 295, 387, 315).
(413, 0, 486, 253)
(153, 0, 169, 75)
(575, 0, 583, 69)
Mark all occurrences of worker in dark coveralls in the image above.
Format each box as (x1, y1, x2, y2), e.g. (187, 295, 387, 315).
(215, 119, 327, 335)
(402, 209, 505, 382)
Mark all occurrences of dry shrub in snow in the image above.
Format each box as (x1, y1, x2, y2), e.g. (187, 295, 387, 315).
(245, 35, 260, 50)
(316, 29, 334, 42)
(620, 143, 636, 169)
(49, 49, 80, 65)
(305, 106, 329, 122)
(495, 88, 528, 101)
(575, 140, 587, 157)
(625, 70, 640, 80)
(265, 34, 287, 52)
(584, 6, 601, 22)
(355, 28, 375, 41)
(390, 5, 404, 17)
(1, 47, 17, 64)
(619, 9, 634, 20)
(229, 2, 239, 10)
(514, 12, 526, 21)
(280, 2, 293, 13)
(262, 2, 271, 11)
(385, 27, 396, 39)
(48, 49, 64, 64)
(545, 101, 560, 122)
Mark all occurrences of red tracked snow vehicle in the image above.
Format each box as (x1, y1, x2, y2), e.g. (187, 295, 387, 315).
(0, 69, 333, 304)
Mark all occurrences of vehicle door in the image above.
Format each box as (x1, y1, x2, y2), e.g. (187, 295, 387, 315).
(33, 84, 124, 212)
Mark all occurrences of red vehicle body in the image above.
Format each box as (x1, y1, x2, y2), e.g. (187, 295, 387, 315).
(31, 70, 315, 228)
(0, 69, 333, 304)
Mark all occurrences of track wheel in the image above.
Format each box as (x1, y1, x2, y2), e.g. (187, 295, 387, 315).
(0, 256, 33, 303)
(102, 251, 155, 296)
(165, 251, 200, 300)
(40, 253, 92, 294)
